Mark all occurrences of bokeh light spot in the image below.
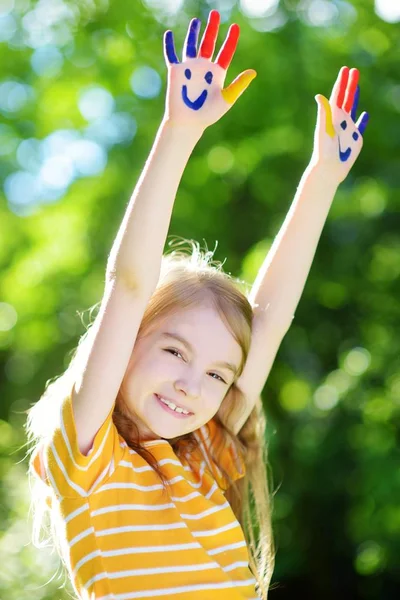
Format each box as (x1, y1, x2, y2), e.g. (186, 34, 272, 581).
(240, 0, 278, 18)
(304, 0, 339, 27)
(314, 384, 339, 411)
(355, 541, 386, 575)
(16, 138, 43, 172)
(375, 0, 400, 23)
(66, 140, 107, 176)
(142, 0, 184, 15)
(0, 80, 33, 113)
(78, 86, 115, 121)
(39, 155, 75, 189)
(279, 380, 311, 412)
(343, 347, 371, 376)
(84, 112, 137, 148)
(0, 303, 18, 332)
(207, 146, 235, 174)
(0, 13, 17, 41)
(130, 66, 161, 99)
(31, 45, 64, 77)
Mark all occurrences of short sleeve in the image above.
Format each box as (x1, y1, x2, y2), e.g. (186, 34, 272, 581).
(29, 393, 126, 498)
(197, 418, 246, 492)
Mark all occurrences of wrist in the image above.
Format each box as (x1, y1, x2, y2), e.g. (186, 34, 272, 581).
(159, 117, 204, 146)
(304, 161, 341, 190)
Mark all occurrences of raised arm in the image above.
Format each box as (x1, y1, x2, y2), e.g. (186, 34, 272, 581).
(234, 67, 369, 431)
(72, 10, 256, 454)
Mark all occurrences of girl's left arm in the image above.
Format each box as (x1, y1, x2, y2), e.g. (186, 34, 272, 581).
(234, 66, 369, 431)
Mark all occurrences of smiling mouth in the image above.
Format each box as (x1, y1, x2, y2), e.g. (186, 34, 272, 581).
(182, 85, 208, 110)
(339, 140, 352, 162)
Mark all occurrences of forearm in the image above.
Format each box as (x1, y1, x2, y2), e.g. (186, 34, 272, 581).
(106, 120, 202, 295)
(248, 163, 338, 333)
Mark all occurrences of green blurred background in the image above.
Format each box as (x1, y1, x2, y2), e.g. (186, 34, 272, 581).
(1, 0, 399, 598)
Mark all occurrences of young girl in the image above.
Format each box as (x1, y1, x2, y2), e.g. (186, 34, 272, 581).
(25, 9, 369, 600)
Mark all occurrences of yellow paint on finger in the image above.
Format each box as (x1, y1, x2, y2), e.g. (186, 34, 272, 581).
(222, 69, 257, 104)
(317, 94, 335, 138)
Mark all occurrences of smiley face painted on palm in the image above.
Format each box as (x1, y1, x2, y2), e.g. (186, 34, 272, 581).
(182, 68, 213, 110)
(336, 81, 369, 163)
(338, 118, 360, 162)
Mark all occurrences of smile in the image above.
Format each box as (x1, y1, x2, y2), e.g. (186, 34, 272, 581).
(339, 140, 352, 162)
(182, 85, 208, 110)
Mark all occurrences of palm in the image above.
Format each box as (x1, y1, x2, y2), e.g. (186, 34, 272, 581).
(314, 67, 369, 182)
(163, 10, 256, 129)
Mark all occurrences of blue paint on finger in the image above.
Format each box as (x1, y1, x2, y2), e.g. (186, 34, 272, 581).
(351, 85, 360, 122)
(185, 19, 201, 58)
(182, 85, 208, 110)
(165, 31, 179, 64)
(358, 112, 369, 136)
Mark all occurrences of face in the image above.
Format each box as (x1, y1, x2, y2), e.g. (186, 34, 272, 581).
(338, 117, 360, 162)
(119, 304, 243, 441)
(182, 66, 213, 110)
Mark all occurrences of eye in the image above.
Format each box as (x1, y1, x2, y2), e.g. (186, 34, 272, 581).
(164, 348, 185, 360)
(209, 372, 227, 384)
(204, 71, 213, 85)
(340, 120, 347, 130)
(352, 132, 359, 141)
(184, 68, 191, 80)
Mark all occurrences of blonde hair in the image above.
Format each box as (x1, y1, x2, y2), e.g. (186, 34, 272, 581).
(25, 238, 275, 598)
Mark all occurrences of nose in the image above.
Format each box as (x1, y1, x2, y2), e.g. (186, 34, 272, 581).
(173, 376, 201, 399)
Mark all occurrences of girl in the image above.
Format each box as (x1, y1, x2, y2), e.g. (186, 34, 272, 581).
(25, 9, 369, 600)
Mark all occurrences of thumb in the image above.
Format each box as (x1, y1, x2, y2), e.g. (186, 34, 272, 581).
(221, 69, 257, 105)
(315, 94, 335, 139)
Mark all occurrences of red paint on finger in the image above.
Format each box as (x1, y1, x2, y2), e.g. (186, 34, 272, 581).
(343, 68, 360, 113)
(216, 23, 240, 70)
(336, 66, 350, 109)
(199, 10, 220, 59)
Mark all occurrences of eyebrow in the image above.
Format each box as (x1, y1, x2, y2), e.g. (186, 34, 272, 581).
(160, 332, 239, 375)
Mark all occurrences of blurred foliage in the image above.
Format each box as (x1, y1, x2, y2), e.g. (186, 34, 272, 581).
(0, 0, 399, 598)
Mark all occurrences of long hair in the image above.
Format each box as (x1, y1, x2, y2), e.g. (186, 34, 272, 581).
(25, 238, 275, 598)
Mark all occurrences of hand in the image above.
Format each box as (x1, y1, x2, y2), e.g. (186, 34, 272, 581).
(312, 66, 369, 183)
(163, 9, 257, 131)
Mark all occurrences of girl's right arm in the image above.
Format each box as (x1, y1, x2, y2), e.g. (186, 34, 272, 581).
(72, 124, 201, 455)
(71, 10, 256, 455)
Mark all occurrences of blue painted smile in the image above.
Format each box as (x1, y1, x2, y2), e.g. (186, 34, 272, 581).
(182, 85, 208, 110)
(339, 139, 352, 162)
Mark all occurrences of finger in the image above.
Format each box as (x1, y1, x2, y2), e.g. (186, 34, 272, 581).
(356, 111, 369, 136)
(343, 68, 360, 113)
(199, 9, 220, 60)
(351, 84, 360, 121)
(315, 94, 335, 138)
(330, 66, 349, 108)
(221, 69, 257, 104)
(183, 18, 201, 60)
(216, 23, 240, 70)
(164, 31, 179, 65)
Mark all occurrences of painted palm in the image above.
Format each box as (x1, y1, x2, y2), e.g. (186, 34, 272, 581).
(314, 66, 369, 182)
(163, 9, 257, 129)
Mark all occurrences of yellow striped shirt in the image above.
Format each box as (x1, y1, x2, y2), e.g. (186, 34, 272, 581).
(30, 394, 259, 599)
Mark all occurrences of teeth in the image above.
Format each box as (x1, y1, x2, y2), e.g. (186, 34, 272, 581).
(159, 396, 190, 415)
